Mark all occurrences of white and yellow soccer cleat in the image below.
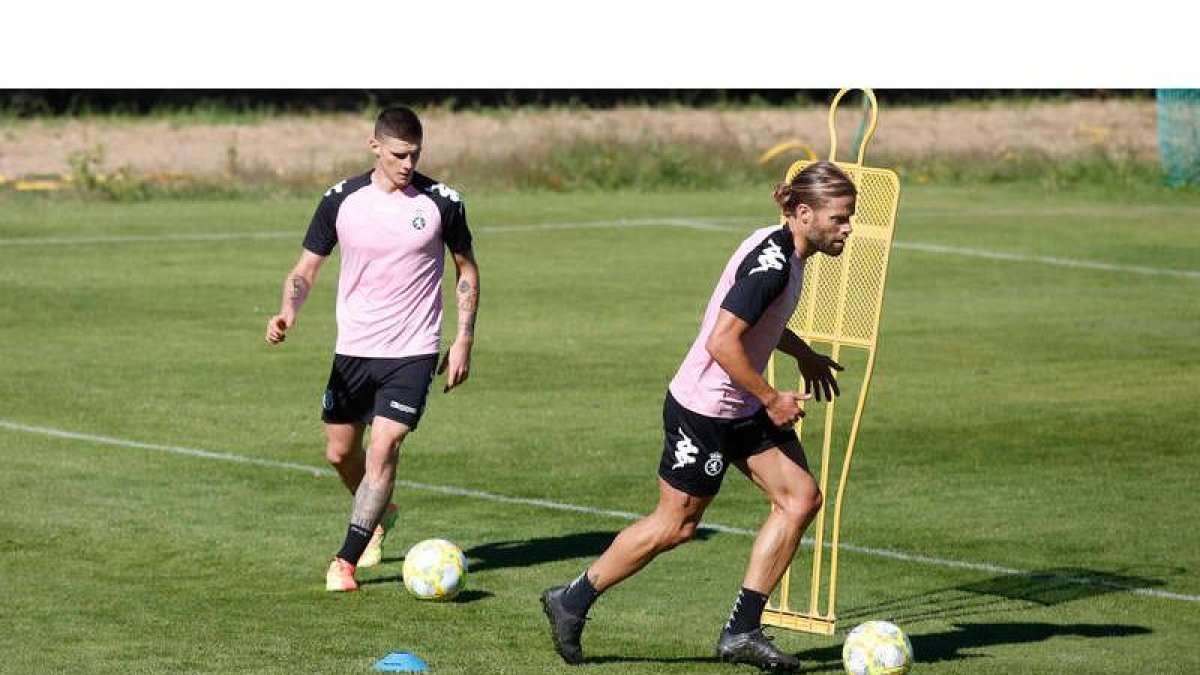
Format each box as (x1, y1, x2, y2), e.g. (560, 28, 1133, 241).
(325, 557, 359, 592)
(358, 503, 399, 568)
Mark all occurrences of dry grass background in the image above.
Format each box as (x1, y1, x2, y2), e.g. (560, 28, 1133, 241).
(0, 99, 1157, 182)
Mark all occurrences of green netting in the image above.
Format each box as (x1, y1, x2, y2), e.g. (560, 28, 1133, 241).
(1157, 89, 1200, 187)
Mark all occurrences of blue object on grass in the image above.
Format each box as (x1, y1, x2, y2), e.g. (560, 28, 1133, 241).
(374, 651, 428, 672)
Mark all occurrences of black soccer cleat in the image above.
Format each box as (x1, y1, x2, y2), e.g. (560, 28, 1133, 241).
(715, 627, 799, 672)
(541, 586, 587, 665)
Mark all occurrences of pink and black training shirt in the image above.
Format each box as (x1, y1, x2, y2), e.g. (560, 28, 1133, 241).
(668, 225, 806, 419)
(302, 171, 473, 359)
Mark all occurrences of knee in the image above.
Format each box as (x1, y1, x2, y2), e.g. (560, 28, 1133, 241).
(777, 488, 823, 524)
(325, 441, 355, 467)
(366, 430, 407, 460)
(655, 520, 700, 552)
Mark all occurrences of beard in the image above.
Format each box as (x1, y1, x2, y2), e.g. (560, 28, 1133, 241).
(814, 237, 846, 257)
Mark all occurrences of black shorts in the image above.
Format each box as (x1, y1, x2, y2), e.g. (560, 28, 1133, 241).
(321, 353, 438, 429)
(658, 391, 806, 497)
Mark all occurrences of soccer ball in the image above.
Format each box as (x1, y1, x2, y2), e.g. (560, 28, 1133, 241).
(402, 538, 468, 601)
(842, 620, 914, 675)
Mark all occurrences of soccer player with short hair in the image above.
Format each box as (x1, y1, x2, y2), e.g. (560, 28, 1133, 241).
(542, 161, 855, 672)
(265, 107, 479, 591)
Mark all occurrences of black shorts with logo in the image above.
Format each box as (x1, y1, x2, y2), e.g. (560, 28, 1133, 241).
(321, 353, 438, 429)
(658, 390, 806, 497)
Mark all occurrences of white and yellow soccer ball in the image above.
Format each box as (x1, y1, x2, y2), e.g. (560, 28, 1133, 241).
(402, 538, 468, 601)
(842, 620, 914, 675)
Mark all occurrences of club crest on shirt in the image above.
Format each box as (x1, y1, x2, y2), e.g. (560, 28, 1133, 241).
(412, 212, 427, 230)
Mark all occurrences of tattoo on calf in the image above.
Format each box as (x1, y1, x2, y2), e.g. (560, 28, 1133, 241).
(350, 484, 391, 530)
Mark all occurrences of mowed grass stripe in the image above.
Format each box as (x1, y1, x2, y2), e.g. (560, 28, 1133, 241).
(2, 216, 1198, 280)
(3, 417, 1197, 605)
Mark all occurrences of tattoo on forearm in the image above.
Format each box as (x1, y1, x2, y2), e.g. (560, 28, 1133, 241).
(290, 276, 309, 300)
(286, 275, 311, 314)
(457, 278, 478, 337)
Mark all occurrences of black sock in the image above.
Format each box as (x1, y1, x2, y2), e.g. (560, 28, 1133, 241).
(336, 524, 374, 565)
(561, 569, 600, 616)
(725, 587, 769, 634)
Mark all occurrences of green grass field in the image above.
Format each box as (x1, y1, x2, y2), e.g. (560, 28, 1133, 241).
(1, 183, 1198, 674)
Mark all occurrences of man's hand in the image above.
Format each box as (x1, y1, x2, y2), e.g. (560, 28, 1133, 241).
(797, 349, 843, 401)
(438, 339, 472, 392)
(764, 390, 810, 428)
(265, 314, 294, 345)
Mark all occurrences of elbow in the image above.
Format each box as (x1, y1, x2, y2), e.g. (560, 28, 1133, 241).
(705, 334, 727, 363)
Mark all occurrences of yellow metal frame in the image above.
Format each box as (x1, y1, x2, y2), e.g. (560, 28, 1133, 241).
(757, 140, 818, 166)
(761, 88, 901, 636)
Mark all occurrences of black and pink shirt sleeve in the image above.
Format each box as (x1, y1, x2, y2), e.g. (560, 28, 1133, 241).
(720, 228, 796, 325)
(302, 172, 372, 256)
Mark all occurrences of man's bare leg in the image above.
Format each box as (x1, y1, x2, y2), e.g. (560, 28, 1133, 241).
(736, 445, 822, 597)
(324, 422, 366, 494)
(713, 445, 821, 672)
(587, 479, 714, 591)
(326, 417, 409, 590)
(542, 479, 713, 663)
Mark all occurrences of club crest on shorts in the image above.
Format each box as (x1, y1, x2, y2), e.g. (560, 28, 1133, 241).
(322, 389, 334, 410)
(412, 212, 427, 230)
(704, 452, 724, 476)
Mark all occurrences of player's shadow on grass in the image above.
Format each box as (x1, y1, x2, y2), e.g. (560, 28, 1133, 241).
(839, 567, 1177, 627)
(454, 530, 715, 573)
(793, 621, 1152, 672)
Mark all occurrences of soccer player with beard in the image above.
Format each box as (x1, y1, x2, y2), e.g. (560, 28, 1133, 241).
(542, 161, 855, 672)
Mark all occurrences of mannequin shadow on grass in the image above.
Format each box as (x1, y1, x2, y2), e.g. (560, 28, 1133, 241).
(790, 567, 1164, 672)
(790, 622, 1152, 673)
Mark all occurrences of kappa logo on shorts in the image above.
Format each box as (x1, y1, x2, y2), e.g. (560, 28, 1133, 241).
(704, 452, 725, 477)
(390, 400, 418, 414)
(671, 428, 699, 470)
(322, 389, 334, 410)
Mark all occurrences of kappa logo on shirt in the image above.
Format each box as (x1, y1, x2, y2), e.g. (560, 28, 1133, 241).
(323, 180, 347, 197)
(672, 428, 699, 469)
(427, 183, 462, 203)
(749, 239, 786, 275)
